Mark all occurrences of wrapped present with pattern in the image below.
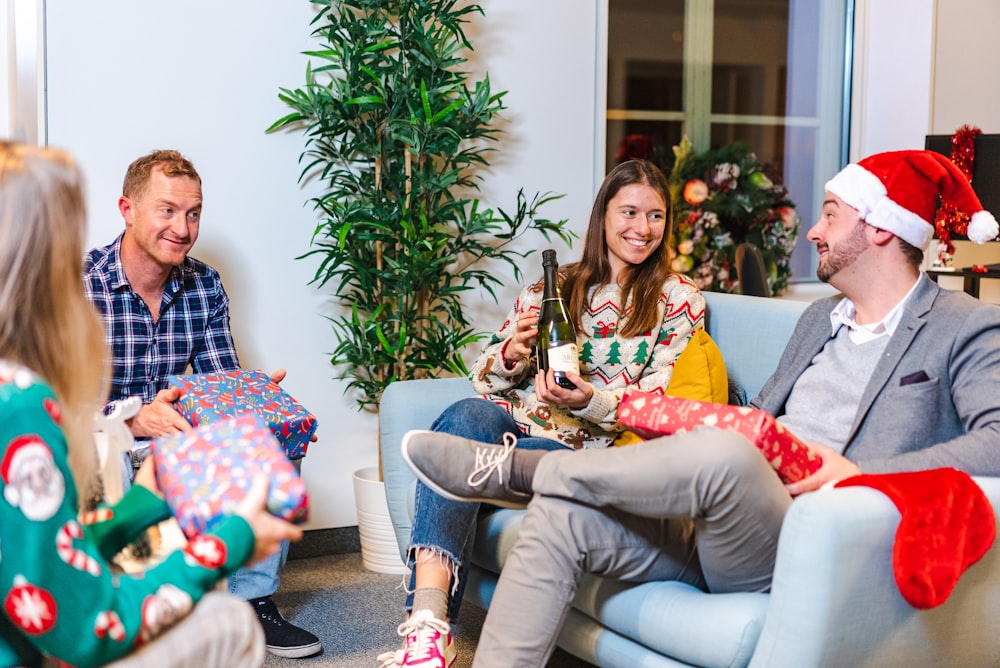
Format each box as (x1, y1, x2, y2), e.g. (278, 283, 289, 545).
(618, 390, 822, 483)
(168, 369, 317, 459)
(152, 414, 309, 539)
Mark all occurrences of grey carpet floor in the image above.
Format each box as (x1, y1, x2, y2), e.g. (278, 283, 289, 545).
(265, 551, 594, 668)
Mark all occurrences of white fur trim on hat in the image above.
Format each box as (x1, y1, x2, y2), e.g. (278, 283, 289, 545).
(867, 197, 935, 249)
(825, 163, 886, 220)
(968, 210, 1000, 244)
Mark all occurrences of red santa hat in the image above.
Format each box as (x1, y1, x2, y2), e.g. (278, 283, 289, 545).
(2, 436, 51, 505)
(825, 149, 999, 249)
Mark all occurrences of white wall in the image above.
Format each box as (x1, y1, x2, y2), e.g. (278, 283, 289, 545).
(44, 0, 599, 529)
(36, 0, 1000, 528)
(849, 0, 935, 159)
(928, 0, 1000, 295)
(930, 0, 1000, 135)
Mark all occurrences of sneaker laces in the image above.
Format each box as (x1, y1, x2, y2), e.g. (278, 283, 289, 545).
(376, 649, 404, 668)
(467, 432, 517, 490)
(397, 609, 451, 664)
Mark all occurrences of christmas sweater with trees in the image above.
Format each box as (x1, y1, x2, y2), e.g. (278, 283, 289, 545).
(0, 361, 254, 668)
(470, 273, 705, 449)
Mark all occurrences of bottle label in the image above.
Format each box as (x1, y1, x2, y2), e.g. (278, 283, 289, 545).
(547, 342, 580, 375)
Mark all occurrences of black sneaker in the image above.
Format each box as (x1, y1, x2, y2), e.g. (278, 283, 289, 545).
(249, 596, 323, 658)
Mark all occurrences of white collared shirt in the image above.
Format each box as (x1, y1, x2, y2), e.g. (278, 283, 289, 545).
(829, 277, 921, 344)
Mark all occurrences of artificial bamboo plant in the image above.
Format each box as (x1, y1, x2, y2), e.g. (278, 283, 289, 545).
(270, 0, 573, 409)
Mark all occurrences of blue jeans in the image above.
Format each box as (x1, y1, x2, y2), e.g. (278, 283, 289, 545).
(406, 398, 567, 620)
(228, 458, 301, 600)
(228, 541, 288, 600)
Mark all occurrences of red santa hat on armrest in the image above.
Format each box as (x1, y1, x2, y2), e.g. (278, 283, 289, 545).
(825, 149, 999, 249)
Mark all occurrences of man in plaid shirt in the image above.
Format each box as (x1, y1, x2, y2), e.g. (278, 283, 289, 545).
(83, 149, 322, 659)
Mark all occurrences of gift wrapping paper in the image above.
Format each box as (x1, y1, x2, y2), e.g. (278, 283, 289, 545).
(168, 369, 317, 459)
(152, 414, 310, 539)
(618, 390, 822, 483)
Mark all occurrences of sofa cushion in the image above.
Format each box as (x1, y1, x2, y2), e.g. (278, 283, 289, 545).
(616, 328, 729, 446)
(471, 508, 526, 572)
(666, 327, 729, 404)
(573, 577, 767, 668)
(471, 508, 767, 668)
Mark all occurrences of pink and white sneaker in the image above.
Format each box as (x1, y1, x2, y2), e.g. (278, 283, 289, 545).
(377, 609, 456, 668)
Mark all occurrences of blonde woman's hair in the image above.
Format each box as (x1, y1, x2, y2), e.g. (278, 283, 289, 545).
(0, 142, 109, 504)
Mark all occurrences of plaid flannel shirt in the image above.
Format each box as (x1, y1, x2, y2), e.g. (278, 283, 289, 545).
(84, 234, 241, 411)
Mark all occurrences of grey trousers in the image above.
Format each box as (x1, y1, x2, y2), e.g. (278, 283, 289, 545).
(108, 591, 264, 668)
(472, 428, 792, 668)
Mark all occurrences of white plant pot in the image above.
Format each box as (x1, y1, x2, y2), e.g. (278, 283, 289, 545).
(352, 466, 409, 574)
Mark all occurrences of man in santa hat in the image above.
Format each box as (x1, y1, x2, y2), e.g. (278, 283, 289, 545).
(400, 150, 1000, 667)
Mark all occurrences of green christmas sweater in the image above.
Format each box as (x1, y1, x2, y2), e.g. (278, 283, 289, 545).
(470, 273, 705, 449)
(0, 361, 254, 668)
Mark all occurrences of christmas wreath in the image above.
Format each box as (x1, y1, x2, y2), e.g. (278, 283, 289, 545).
(660, 138, 800, 295)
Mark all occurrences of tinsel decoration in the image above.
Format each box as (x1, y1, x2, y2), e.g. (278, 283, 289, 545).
(934, 124, 982, 253)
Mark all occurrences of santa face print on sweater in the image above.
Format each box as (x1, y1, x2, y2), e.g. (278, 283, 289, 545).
(2, 435, 64, 522)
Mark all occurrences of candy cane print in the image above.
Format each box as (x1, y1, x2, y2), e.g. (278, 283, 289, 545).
(94, 609, 126, 642)
(56, 520, 102, 576)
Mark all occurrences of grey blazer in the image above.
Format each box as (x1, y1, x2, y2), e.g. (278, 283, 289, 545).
(751, 274, 1000, 476)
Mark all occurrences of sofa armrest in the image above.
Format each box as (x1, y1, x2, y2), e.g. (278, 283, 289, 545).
(750, 477, 1000, 667)
(379, 377, 475, 560)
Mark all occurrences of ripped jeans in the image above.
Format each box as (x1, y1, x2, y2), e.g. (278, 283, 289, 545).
(405, 397, 568, 620)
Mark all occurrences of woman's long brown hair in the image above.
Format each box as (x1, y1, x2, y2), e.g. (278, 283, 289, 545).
(560, 159, 674, 338)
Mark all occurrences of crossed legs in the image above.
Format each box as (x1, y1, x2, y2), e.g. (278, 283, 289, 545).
(469, 428, 792, 667)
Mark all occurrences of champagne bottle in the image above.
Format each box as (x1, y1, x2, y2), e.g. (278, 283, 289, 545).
(537, 249, 579, 390)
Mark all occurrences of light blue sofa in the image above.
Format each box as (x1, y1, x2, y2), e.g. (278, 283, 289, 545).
(379, 291, 1000, 667)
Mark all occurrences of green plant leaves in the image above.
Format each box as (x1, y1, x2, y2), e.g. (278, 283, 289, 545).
(269, 0, 574, 409)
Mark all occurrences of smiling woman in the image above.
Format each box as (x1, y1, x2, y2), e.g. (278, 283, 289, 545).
(376, 158, 709, 667)
(603, 182, 668, 284)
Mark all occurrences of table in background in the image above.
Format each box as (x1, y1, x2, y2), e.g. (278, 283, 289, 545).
(926, 266, 1000, 299)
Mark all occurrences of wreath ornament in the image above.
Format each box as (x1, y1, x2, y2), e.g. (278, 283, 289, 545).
(662, 138, 800, 295)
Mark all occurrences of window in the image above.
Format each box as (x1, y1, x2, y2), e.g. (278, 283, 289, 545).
(2, 0, 44, 145)
(606, 0, 852, 281)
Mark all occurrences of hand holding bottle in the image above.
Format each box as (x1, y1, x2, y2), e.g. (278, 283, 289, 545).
(535, 368, 593, 409)
(504, 311, 540, 366)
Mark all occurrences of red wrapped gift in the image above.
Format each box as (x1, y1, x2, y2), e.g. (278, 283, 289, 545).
(152, 414, 309, 539)
(618, 390, 822, 483)
(168, 369, 317, 459)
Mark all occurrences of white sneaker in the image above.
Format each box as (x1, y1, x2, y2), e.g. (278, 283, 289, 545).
(378, 609, 456, 668)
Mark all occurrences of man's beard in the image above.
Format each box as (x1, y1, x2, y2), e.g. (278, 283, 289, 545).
(817, 222, 869, 283)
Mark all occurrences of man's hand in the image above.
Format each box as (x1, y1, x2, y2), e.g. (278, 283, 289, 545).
(128, 388, 191, 438)
(784, 442, 861, 497)
(264, 368, 317, 443)
(236, 474, 303, 565)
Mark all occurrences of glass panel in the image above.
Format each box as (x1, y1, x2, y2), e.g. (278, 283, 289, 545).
(783, 124, 820, 279)
(712, 0, 790, 117)
(606, 0, 686, 172)
(606, 0, 849, 284)
(608, 119, 684, 166)
(710, 123, 785, 170)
